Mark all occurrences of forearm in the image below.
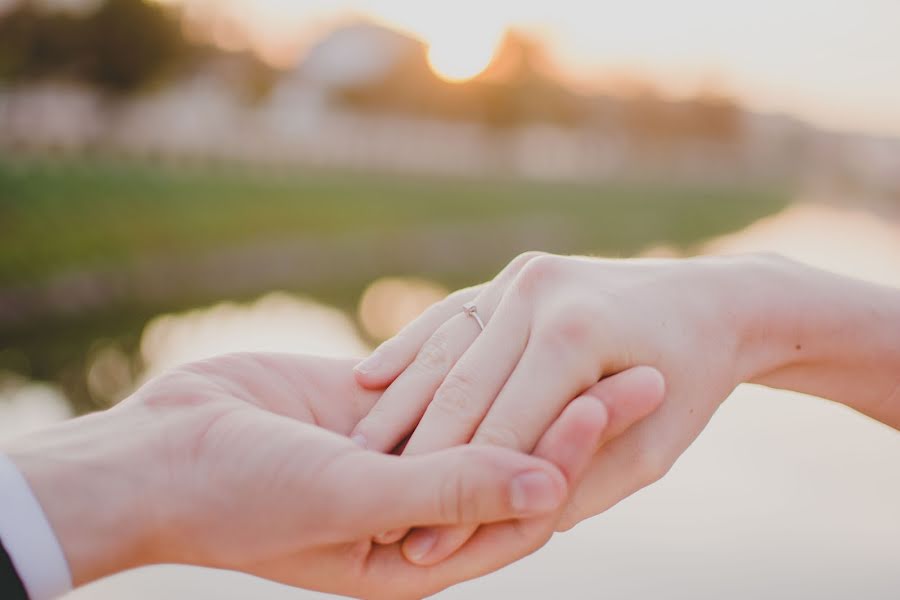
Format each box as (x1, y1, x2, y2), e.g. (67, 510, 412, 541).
(730, 254, 900, 427)
(2, 408, 164, 587)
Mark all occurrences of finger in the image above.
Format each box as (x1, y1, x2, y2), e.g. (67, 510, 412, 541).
(402, 386, 611, 565)
(375, 364, 556, 548)
(585, 366, 666, 445)
(360, 516, 557, 599)
(557, 387, 678, 533)
(353, 276, 532, 454)
(357, 258, 544, 542)
(364, 295, 529, 542)
(373, 528, 405, 545)
(351, 313, 482, 452)
(337, 444, 568, 536)
(354, 285, 482, 389)
(354, 251, 546, 389)
(358, 293, 531, 550)
(552, 367, 665, 533)
(401, 289, 532, 453)
(383, 294, 540, 552)
(554, 431, 656, 532)
(470, 334, 603, 454)
(402, 366, 662, 566)
(260, 385, 623, 597)
(475, 362, 664, 533)
(256, 517, 556, 600)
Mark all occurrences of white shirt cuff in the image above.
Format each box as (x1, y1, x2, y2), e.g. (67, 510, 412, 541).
(0, 453, 73, 600)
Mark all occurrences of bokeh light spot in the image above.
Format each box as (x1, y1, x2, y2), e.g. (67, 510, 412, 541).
(358, 277, 449, 340)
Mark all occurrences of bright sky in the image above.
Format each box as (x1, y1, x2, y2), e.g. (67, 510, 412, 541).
(161, 0, 900, 136)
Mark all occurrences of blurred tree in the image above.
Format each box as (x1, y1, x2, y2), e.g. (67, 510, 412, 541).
(621, 82, 743, 152)
(81, 0, 187, 93)
(689, 90, 743, 142)
(479, 30, 546, 86)
(0, 0, 188, 93)
(475, 30, 586, 128)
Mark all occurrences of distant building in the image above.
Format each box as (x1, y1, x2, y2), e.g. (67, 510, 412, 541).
(1, 20, 898, 191)
(299, 23, 423, 89)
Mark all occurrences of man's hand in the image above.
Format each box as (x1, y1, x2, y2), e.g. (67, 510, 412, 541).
(3, 353, 665, 600)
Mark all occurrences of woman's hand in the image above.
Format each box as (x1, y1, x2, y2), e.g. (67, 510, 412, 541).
(351, 253, 769, 562)
(4, 352, 665, 600)
(352, 251, 900, 565)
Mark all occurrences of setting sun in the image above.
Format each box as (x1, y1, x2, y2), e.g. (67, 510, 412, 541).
(426, 35, 500, 82)
(153, 0, 900, 135)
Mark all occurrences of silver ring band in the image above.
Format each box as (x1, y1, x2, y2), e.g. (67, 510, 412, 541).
(462, 302, 486, 331)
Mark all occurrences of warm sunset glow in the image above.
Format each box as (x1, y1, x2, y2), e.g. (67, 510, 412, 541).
(158, 0, 900, 136)
(426, 37, 499, 83)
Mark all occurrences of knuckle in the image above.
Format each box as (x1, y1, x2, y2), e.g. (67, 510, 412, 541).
(555, 300, 603, 331)
(414, 330, 453, 371)
(439, 460, 473, 523)
(476, 423, 524, 450)
(543, 305, 595, 347)
(509, 250, 548, 274)
(513, 254, 563, 298)
(432, 371, 478, 417)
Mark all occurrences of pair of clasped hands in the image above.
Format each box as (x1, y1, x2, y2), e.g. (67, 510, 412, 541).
(13, 252, 899, 600)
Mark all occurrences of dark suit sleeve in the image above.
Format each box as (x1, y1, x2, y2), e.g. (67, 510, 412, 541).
(0, 538, 29, 600)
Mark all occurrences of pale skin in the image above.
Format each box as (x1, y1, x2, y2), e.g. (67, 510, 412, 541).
(352, 252, 900, 564)
(2, 353, 665, 600)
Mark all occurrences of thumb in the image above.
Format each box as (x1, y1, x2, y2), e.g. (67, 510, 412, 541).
(337, 446, 568, 537)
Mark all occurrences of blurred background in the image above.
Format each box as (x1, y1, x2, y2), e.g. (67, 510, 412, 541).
(0, 0, 899, 598)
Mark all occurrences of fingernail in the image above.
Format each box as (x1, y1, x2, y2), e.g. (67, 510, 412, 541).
(351, 433, 367, 449)
(354, 353, 381, 375)
(403, 529, 437, 564)
(510, 471, 562, 514)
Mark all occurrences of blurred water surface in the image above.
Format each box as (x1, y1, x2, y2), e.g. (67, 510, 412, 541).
(1, 202, 898, 599)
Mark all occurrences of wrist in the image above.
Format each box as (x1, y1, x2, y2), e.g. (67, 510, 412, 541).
(711, 253, 805, 385)
(675, 253, 787, 389)
(3, 408, 167, 586)
(716, 253, 900, 421)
